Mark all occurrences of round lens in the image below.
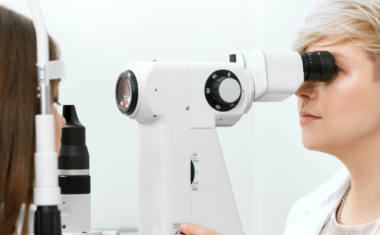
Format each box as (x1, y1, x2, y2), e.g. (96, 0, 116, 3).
(115, 70, 138, 115)
(117, 76, 132, 110)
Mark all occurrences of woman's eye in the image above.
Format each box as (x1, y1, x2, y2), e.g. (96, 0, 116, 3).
(53, 96, 61, 105)
(335, 66, 343, 72)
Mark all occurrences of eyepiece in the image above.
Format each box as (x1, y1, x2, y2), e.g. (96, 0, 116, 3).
(59, 105, 89, 170)
(115, 70, 139, 115)
(300, 51, 335, 82)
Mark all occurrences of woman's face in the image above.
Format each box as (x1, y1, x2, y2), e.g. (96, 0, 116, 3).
(51, 81, 66, 155)
(295, 38, 380, 155)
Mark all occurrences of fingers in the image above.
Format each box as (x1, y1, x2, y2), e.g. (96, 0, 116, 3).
(179, 223, 223, 235)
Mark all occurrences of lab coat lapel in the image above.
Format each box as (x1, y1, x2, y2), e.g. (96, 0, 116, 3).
(284, 167, 351, 235)
(284, 202, 337, 235)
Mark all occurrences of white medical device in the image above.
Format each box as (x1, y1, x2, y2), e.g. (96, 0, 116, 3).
(115, 50, 336, 235)
(27, 1, 119, 234)
(57, 105, 120, 235)
(28, 0, 65, 234)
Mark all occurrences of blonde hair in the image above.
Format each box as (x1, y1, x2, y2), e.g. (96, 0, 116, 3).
(292, 0, 380, 73)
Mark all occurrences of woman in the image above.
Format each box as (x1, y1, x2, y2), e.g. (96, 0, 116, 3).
(0, 5, 66, 235)
(179, 0, 380, 234)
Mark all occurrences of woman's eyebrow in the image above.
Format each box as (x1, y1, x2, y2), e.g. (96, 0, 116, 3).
(330, 51, 349, 61)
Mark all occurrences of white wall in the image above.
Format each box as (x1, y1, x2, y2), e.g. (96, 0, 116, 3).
(1, 0, 342, 234)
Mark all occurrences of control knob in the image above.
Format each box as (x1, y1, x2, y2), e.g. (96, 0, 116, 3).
(211, 77, 241, 105)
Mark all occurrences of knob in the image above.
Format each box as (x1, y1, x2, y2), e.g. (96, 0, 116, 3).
(205, 70, 241, 112)
(211, 77, 241, 105)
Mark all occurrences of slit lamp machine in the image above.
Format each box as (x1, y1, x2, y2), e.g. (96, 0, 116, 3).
(114, 51, 336, 234)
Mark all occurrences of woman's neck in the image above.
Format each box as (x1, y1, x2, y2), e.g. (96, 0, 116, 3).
(332, 131, 380, 225)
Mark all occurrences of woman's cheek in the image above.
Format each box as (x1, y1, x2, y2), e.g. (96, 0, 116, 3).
(55, 116, 62, 155)
(297, 97, 302, 112)
(52, 105, 65, 155)
(322, 76, 377, 146)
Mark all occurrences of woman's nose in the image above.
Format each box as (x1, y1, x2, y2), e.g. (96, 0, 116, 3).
(61, 114, 67, 127)
(295, 81, 318, 100)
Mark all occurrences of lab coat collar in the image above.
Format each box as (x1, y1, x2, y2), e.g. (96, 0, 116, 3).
(302, 167, 351, 214)
(285, 203, 339, 235)
(284, 167, 351, 235)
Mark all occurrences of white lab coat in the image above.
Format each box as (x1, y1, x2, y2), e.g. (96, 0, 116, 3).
(283, 167, 351, 235)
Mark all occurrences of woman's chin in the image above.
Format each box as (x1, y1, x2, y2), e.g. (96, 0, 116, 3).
(301, 127, 332, 152)
(301, 137, 327, 152)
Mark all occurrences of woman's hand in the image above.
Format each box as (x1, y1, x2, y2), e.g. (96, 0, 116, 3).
(179, 223, 223, 235)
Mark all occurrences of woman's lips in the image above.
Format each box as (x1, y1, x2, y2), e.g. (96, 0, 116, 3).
(300, 112, 321, 125)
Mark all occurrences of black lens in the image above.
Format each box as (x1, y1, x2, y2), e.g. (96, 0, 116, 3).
(115, 70, 138, 115)
(300, 51, 335, 82)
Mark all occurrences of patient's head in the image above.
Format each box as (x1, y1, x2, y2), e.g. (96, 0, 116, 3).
(0, 5, 65, 234)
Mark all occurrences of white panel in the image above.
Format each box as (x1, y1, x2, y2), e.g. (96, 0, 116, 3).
(256, 50, 303, 102)
(191, 129, 244, 235)
(247, 49, 268, 100)
(138, 63, 191, 234)
(60, 194, 91, 233)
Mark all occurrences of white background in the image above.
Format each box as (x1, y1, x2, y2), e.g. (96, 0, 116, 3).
(2, 0, 342, 234)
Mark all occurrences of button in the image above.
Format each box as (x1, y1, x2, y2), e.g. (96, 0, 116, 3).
(219, 78, 241, 103)
(211, 77, 241, 105)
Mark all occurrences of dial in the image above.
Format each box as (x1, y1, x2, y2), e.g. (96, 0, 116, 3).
(205, 70, 241, 112)
(211, 77, 241, 105)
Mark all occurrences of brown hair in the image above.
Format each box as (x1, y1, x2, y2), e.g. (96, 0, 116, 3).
(0, 5, 60, 235)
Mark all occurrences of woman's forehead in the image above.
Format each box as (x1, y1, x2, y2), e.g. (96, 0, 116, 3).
(306, 39, 368, 62)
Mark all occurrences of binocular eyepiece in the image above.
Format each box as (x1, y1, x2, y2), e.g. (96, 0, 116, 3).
(300, 51, 336, 82)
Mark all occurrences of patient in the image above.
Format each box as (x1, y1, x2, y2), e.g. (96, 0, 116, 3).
(0, 5, 66, 235)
